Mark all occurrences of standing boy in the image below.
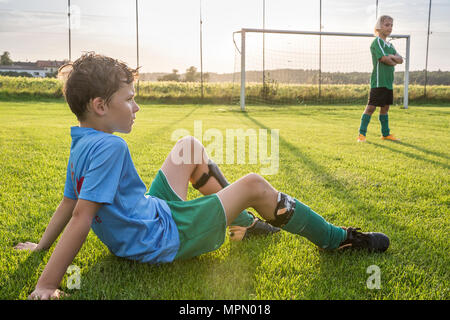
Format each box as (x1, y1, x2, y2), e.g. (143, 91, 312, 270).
(358, 15, 403, 142)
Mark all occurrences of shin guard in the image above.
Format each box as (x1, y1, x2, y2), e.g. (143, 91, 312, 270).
(192, 159, 229, 190)
(269, 193, 347, 250)
(270, 192, 296, 228)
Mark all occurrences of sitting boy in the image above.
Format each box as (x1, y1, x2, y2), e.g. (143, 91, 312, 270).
(14, 53, 389, 300)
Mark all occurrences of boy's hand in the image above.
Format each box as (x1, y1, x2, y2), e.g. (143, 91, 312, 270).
(14, 242, 41, 251)
(392, 54, 403, 64)
(28, 287, 67, 300)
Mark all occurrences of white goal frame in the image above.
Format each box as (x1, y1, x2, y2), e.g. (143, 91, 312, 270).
(235, 28, 411, 110)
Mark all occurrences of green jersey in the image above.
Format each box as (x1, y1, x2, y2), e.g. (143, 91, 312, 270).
(370, 37, 397, 89)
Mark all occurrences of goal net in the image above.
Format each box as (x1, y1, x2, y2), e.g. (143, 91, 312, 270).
(232, 28, 410, 110)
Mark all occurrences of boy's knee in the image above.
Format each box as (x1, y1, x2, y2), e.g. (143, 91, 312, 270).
(177, 135, 198, 145)
(364, 105, 376, 115)
(379, 105, 390, 114)
(242, 173, 268, 200)
(175, 136, 206, 164)
(179, 136, 204, 150)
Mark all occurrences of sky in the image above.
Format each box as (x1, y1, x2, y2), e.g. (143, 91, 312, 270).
(0, 0, 449, 74)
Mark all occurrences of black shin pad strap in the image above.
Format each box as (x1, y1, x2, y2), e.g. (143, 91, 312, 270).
(207, 160, 230, 188)
(192, 172, 210, 190)
(269, 192, 296, 228)
(192, 160, 230, 190)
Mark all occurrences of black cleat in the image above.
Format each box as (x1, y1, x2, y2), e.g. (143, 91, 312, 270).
(338, 227, 390, 253)
(229, 212, 281, 241)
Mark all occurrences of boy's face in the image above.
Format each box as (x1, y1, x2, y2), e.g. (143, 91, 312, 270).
(104, 81, 139, 134)
(379, 19, 393, 37)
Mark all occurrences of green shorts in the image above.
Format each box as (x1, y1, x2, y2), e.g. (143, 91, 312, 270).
(145, 169, 227, 260)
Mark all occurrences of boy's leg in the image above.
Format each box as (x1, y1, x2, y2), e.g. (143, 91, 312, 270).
(217, 173, 389, 252)
(192, 158, 280, 239)
(190, 158, 254, 228)
(217, 173, 346, 250)
(358, 105, 376, 140)
(161, 136, 233, 200)
(379, 105, 390, 137)
(160, 136, 276, 236)
(161, 136, 249, 204)
(379, 105, 399, 140)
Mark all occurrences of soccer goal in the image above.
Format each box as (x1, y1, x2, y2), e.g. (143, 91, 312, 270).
(233, 28, 410, 110)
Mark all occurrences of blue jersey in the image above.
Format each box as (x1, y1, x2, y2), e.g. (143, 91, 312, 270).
(64, 126, 180, 263)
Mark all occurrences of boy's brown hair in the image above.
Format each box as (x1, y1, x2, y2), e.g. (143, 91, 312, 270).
(58, 52, 138, 120)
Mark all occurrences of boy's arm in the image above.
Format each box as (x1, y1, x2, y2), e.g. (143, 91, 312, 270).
(379, 55, 398, 66)
(14, 196, 77, 251)
(29, 199, 101, 300)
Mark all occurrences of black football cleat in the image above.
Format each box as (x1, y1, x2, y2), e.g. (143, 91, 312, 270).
(338, 227, 390, 253)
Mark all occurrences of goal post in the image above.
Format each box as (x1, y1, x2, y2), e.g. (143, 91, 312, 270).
(234, 28, 410, 110)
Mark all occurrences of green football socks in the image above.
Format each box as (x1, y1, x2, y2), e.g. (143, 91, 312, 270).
(379, 114, 390, 137)
(359, 113, 372, 136)
(282, 199, 347, 250)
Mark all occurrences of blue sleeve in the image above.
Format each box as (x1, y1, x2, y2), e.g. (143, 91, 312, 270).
(63, 160, 77, 200)
(78, 137, 128, 204)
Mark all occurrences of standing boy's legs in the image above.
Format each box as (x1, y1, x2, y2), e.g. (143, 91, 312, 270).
(358, 105, 376, 142)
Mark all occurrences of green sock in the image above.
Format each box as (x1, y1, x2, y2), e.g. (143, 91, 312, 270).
(359, 113, 372, 136)
(230, 210, 254, 227)
(282, 199, 347, 250)
(379, 114, 390, 137)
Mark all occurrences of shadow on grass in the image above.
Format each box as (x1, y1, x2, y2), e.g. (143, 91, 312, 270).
(395, 140, 450, 163)
(367, 141, 449, 170)
(6, 249, 48, 299)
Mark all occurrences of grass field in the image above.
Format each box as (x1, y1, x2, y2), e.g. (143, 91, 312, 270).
(0, 100, 449, 300)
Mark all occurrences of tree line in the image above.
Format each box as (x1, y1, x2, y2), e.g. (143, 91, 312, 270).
(249, 69, 450, 86)
(143, 68, 450, 85)
(156, 66, 210, 82)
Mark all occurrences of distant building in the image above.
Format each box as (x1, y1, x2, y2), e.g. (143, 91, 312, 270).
(36, 60, 66, 74)
(0, 60, 66, 77)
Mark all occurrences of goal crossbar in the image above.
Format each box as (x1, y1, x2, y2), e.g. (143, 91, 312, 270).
(235, 28, 411, 110)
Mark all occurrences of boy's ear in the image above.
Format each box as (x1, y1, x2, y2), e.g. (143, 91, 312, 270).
(89, 97, 107, 116)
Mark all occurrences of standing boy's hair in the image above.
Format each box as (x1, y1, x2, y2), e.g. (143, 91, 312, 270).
(58, 52, 138, 120)
(374, 15, 393, 36)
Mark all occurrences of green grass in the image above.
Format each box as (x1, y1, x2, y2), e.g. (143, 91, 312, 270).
(0, 101, 449, 300)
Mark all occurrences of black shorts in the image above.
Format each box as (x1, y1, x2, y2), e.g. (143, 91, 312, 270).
(368, 87, 393, 106)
